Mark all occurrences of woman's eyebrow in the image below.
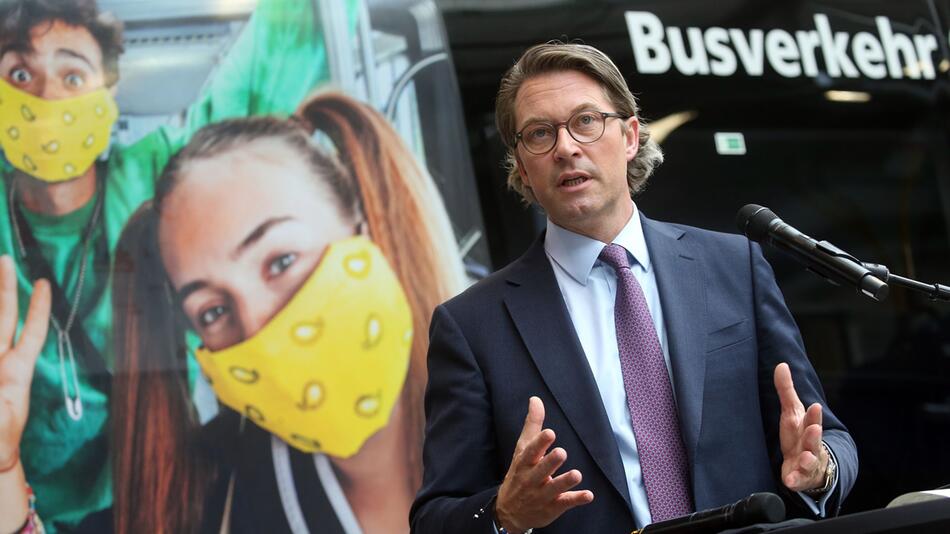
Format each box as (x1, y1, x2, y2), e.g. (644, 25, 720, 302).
(231, 216, 295, 260)
(177, 280, 207, 305)
(176, 216, 295, 305)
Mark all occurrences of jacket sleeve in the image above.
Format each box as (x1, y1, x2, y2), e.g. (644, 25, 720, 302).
(749, 240, 858, 517)
(410, 304, 502, 534)
(155, 0, 359, 158)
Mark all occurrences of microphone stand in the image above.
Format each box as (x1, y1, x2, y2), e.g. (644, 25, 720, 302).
(863, 263, 950, 302)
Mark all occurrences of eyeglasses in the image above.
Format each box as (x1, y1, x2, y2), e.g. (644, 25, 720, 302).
(514, 110, 628, 155)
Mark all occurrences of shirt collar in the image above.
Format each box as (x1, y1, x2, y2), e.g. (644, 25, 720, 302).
(544, 201, 651, 286)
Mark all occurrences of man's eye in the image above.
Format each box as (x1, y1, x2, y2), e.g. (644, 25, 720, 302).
(10, 68, 31, 84)
(267, 253, 297, 278)
(528, 127, 552, 140)
(577, 113, 596, 125)
(198, 305, 228, 328)
(64, 73, 84, 88)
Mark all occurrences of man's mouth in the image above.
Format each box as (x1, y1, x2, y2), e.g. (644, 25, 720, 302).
(560, 174, 590, 188)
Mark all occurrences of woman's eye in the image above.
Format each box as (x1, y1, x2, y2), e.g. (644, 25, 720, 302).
(267, 252, 298, 278)
(198, 305, 228, 328)
(64, 72, 84, 88)
(10, 68, 31, 84)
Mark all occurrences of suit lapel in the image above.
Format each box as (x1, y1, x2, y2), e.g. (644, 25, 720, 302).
(503, 235, 633, 512)
(641, 214, 707, 476)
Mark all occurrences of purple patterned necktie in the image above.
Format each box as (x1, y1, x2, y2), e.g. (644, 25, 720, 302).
(599, 243, 693, 522)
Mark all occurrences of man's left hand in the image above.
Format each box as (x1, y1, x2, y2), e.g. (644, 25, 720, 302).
(774, 362, 829, 492)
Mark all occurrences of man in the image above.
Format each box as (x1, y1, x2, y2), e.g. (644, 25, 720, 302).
(410, 42, 857, 533)
(0, 0, 345, 530)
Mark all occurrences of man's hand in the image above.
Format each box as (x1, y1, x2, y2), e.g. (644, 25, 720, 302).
(494, 396, 593, 533)
(774, 362, 829, 492)
(0, 256, 50, 472)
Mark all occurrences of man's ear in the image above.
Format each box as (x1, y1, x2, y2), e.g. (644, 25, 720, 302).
(624, 116, 640, 162)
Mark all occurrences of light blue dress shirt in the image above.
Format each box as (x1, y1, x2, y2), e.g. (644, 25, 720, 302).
(542, 203, 835, 528)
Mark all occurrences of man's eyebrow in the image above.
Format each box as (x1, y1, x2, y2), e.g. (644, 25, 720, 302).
(56, 48, 96, 71)
(518, 102, 602, 130)
(0, 44, 31, 62)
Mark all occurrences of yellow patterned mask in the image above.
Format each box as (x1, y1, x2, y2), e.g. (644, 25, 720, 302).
(195, 236, 413, 457)
(0, 78, 118, 182)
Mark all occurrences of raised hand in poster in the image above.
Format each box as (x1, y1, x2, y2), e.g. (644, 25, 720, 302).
(110, 92, 466, 533)
(0, 256, 49, 533)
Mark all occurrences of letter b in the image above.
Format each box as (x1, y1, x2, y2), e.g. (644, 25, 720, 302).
(626, 11, 672, 74)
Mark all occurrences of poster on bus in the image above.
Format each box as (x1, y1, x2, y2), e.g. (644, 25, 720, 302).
(0, 0, 484, 531)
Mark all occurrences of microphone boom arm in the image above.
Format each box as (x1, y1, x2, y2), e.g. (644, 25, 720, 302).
(861, 263, 950, 302)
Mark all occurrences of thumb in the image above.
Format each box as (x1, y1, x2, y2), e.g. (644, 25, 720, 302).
(520, 396, 545, 439)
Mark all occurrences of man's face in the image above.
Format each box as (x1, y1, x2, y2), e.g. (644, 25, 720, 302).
(0, 20, 106, 99)
(513, 70, 639, 241)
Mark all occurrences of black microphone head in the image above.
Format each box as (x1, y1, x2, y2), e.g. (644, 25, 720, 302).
(737, 493, 786, 524)
(736, 204, 779, 243)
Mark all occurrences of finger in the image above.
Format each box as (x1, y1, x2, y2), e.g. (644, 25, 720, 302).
(784, 456, 815, 490)
(784, 470, 805, 490)
(13, 279, 51, 365)
(802, 422, 823, 456)
(519, 428, 556, 467)
(797, 448, 821, 473)
(774, 363, 803, 415)
(545, 468, 583, 496)
(529, 447, 567, 485)
(803, 403, 823, 429)
(552, 489, 594, 514)
(0, 256, 19, 352)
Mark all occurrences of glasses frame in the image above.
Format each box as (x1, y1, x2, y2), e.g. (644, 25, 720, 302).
(514, 111, 629, 155)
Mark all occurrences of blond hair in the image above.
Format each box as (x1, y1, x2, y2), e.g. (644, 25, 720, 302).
(495, 42, 663, 203)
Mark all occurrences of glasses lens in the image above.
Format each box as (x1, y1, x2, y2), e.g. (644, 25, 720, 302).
(569, 111, 605, 143)
(522, 123, 556, 153)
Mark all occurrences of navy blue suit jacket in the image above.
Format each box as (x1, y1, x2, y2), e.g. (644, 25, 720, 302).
(410, 214, 857, 534)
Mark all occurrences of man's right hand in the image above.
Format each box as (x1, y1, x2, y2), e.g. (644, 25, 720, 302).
(494, 396, 594, 533)
(0, 255, 50, 472)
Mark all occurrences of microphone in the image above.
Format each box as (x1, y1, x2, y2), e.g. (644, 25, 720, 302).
(639, 492, 786, 533)
(736, 204, 888, 301)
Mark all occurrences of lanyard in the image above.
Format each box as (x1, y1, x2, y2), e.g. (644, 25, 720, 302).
(8, 176, 112, 415)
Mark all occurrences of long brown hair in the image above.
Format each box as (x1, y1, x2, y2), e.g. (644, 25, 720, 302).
(111, 92, 465, 533)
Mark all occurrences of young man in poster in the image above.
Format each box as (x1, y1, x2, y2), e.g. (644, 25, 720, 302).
(0, 0, 348, 530)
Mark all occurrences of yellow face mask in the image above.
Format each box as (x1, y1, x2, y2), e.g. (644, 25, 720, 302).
(195, 236, 413, 458)
(0, 78, 118, 182)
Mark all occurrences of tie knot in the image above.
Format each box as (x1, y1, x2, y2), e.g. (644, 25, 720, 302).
(599, 243, 631, 271)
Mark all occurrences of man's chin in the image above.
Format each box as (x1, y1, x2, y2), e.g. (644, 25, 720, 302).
(12, 168, 88, 187)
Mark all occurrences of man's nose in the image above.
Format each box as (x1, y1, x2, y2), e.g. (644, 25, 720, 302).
(552, 124, 581, 159)
(37, 76, 66, 100)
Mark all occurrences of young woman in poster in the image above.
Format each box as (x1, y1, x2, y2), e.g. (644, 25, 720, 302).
(108, 91, 466, 533)
(0, 0, 354, 530)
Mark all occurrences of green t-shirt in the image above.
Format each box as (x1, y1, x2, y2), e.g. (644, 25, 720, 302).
(0, 0, 355, 529)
